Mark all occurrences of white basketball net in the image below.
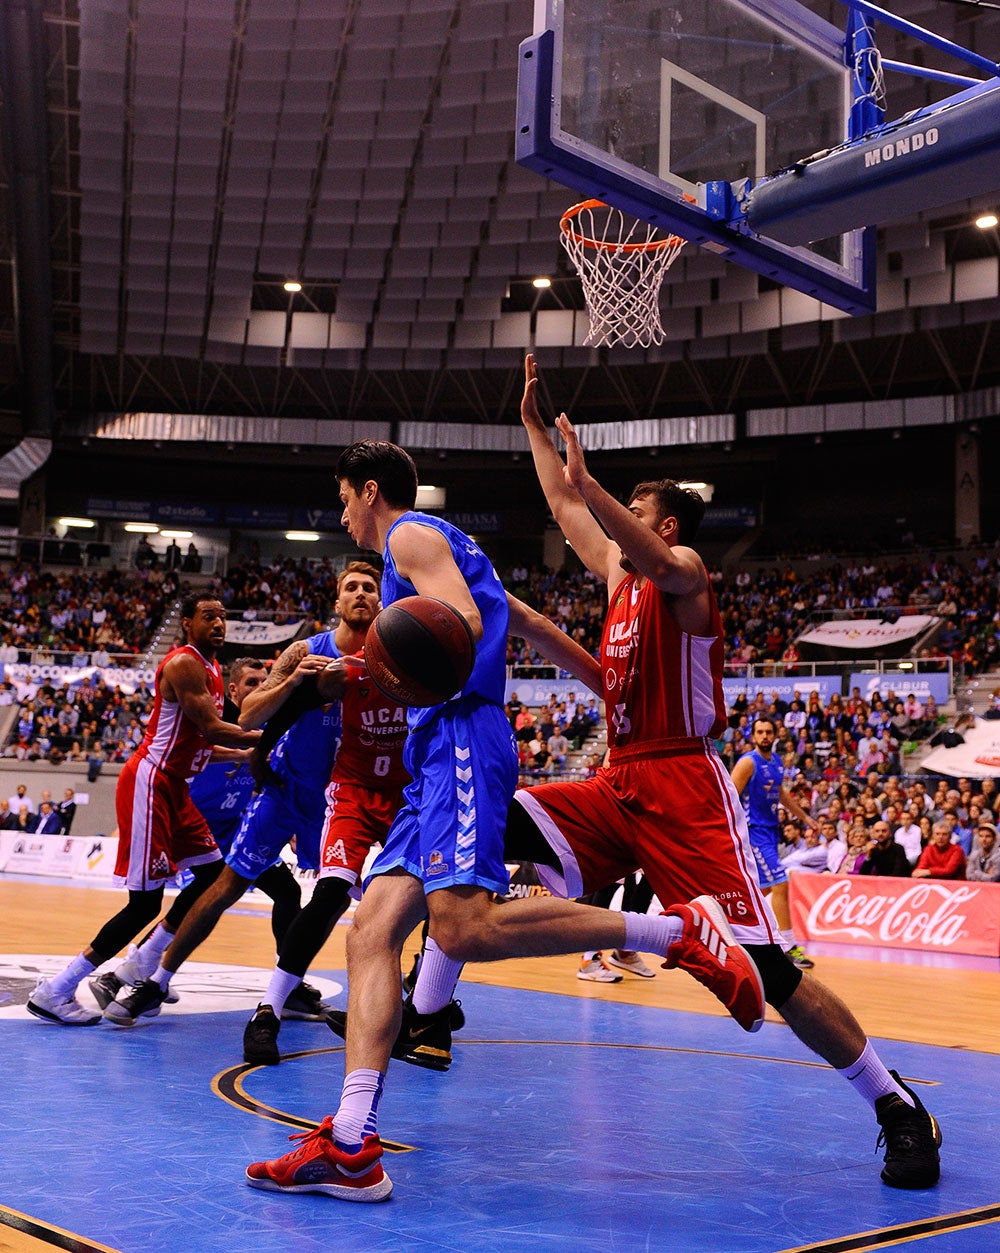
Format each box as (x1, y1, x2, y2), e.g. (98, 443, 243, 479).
(560, 200, 686, 349)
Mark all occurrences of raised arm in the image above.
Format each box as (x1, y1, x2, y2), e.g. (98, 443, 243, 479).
(386, 522, 483, 641)
(521, 354, 620, 583)
(556, 412, 704, 599)
(161, 654, 260, 750)
(239, 639, 343, 729)
(506, 592, 602, 695)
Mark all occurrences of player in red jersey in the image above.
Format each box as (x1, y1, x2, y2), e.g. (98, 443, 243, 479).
(28, 595, 260, 1027)
(389, 356, 941, 1192)
(243, 648, 411, 1064)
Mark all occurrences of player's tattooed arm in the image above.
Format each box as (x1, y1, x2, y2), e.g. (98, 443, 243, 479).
(238, 640, 337, 728)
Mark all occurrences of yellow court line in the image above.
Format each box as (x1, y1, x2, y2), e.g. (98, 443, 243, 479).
(0, 1204, 121, 1253)
(780, 1203, 1000, 1252)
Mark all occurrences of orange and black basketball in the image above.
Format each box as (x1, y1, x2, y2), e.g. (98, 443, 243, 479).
(365, 596, 476, 707)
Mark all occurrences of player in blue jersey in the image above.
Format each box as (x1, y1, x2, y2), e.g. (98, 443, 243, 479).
(731, 716, 820, 970)
(246, 438, 765, 1202)
(104, 564, 381, 1025)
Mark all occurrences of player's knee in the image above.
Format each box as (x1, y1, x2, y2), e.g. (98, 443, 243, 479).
(746, 943, 803, 1008)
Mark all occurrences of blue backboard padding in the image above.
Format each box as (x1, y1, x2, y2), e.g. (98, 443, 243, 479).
(748, 81, 1000, 246)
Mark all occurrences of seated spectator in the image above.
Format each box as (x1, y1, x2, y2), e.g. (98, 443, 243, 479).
(781, 825, 828, 874)
(34, 801, 63, 834)
(858, 819, 911, 877)
(7, 783, 34, 813)
(836, 824, 871, 874)
(5, 803, 37, 832)
(821, 819, 846, 872)
(912, 820, 966, 880)
(966, 821, 1000, 882)
(984, 690, 1000, 721)
(547, 729, 570, 770)
(894, 804, 924, 867)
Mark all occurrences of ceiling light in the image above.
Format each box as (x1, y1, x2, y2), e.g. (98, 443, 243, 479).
(415, 485, 445, 509)
(897, 662, 914, 670)
(532, 276, 552, 288)
(57, 517, 95, 529)
(124, 522, 159, 534)
(160, 529, 193, 539)
(975, 213, 998, 229)
(285, 530, 320, 542)
(283, 280, 302, 292)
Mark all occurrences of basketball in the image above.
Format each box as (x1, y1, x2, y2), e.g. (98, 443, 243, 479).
(364, 596, 476, 708)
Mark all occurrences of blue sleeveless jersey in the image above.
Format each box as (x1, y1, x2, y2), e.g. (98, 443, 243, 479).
(382, 511, 508, 730)
(266, 630, 343, 789)
(741, 748, 785, 835)
(188, 760, 255, 850)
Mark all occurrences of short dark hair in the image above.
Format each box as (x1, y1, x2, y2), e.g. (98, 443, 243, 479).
(752, 716, 777, 732)
(337, 560, 381, 595)
(180, 594, 220, 622)
(337, 440, 418, 510)
(229, 656, 267, 685)
(627, 479, 706, 545)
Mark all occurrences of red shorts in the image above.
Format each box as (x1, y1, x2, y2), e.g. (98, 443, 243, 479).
(514, 742, 778, 946)
(318, 780, 405, 884)
(114, 755, 220, 890)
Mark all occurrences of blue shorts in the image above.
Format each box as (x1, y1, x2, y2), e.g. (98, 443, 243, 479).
(367, 697, 517, 896)
(747, 825, 788, 889)
(225, 782, 326, 880)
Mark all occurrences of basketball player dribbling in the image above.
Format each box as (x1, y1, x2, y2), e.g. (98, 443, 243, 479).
(245, 439, 782, 1202)
(28, 596, 261, 1026)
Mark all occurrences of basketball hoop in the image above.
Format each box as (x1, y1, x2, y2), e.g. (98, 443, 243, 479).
(559, 200, 686, 349)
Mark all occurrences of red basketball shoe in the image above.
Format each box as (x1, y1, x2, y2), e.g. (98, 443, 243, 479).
(662, 895, 766, 1033)
(245, 1116, 392, 1201)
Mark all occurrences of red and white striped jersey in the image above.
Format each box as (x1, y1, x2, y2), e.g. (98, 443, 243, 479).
(331, 651, 410, 791)
(601, 574, 726, 751)
(134, 644, 224, 780)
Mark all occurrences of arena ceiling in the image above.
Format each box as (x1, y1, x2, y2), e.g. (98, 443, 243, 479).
(0, 0, 999, 442)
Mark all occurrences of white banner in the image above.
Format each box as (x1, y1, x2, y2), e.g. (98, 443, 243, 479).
(225, 619, 306, 646)
(920, 717, 1000, 779)
(0, 832, 118, 879)
(797, 615, 934, 651)
(5, 662, 156, 695)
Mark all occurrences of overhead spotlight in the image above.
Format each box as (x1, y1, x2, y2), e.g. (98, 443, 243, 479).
(975, 213, 998, 230)
(285, 530, 319, 542)
(124, 522, 159, 534)
(160, 529, 193, 539)
(532, 276, 552, 289)
(58, 517, 95, 529)
(283, 280, 302, 292)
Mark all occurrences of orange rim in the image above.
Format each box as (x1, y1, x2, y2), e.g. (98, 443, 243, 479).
(559, 199, 686, 252)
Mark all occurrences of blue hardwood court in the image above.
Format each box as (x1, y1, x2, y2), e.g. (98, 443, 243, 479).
(2, 881, 998, 1253)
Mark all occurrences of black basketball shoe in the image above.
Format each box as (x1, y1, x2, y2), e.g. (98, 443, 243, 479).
(875, 1071, 942, 1189)
(244, 1005, 281, 1065)
(325, 997, 465, 1071)
(103, 978, 168, 1026)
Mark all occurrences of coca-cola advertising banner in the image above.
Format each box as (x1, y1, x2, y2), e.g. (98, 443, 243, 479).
(789, 874, 1000, 957)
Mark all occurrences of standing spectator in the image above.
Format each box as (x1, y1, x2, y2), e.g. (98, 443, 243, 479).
(912, 821, 966, 880)
(58, 787, 77, 833)
(7, 783, 34, 813)
(547, 728, 570, 770)
(163, 539, 182, 571)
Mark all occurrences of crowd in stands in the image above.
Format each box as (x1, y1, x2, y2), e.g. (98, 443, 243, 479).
(718, 686, 941, 780)
(771, 772, 1000, 883)
(0, 563, 177, 661)
(0, 784, 77, 834)
(504, 553, 1000, 674)
(211, 557, 345, 632)
(505, 688, 603, 783)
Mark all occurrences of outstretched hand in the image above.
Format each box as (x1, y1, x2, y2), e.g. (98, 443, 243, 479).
(555, 412, 590, 493)
(521, 353, 545, 430)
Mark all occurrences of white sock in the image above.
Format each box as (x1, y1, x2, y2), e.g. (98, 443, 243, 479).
(838, 1041, 914, 1109)
(411, 938, 463, 1016)
(48, 953, 96, 997)
(128, 923, 174, 979)
(621, 912, 683, 958)
(150, 964, 172, 991)
(780, 929, 797, 952)
(334, 1068, 385, 1151)
(264, 967, 304, 1019)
